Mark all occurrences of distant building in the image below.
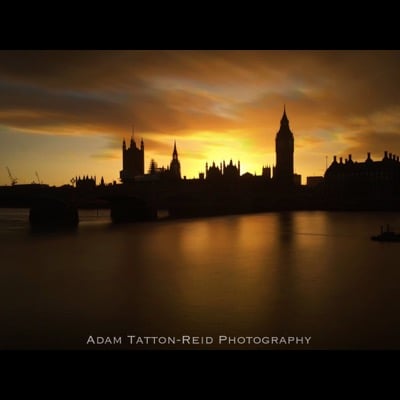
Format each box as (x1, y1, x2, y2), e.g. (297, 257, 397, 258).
(325, 151, 400, 187)
(262, 166, 272, 179)
(274, 106, 294, 186)
(293, 173, 302, 186)
(307, 176, 324, 187)
(75, 175, 96, 190)
(169, 141, 181, 180)
(324, 151, 400, 203)
(224, 160, 240, 179)
(120, 130, 145, 183)
(205, 162, 222, 180)
(139, 141, 182, 182)
(205, 160, 240, 181)
(241, 172, 254, 179)
(148, 159, 163, 175)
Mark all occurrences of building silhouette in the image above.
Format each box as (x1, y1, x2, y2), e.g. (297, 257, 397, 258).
(10, 103, 400, 215)
(293, 173, 302, 186)
(205, 160, 240, 181)
(325, 151, 400, 188)
(148, 159, 161, 175)
(138, 141, 182, 181)
(120, 129, 144, 183)
(75, 175, 96, 190)
(274, 106, 294, 186)
(169, 141, 181, 180)
(262, 166, 272, 179)
(307, 176, 324, 187)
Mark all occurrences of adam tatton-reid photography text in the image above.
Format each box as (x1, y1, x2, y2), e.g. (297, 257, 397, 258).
(86, 335, 312, 346)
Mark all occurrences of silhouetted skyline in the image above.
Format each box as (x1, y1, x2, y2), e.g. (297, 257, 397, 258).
(1, 50, 400, 186)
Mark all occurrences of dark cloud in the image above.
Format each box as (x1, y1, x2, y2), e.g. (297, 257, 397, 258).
(0, 76, 236, 138)
(0, 50, 274, 89)
(1, 50, 399, 98)
(0, 51, 149, 91)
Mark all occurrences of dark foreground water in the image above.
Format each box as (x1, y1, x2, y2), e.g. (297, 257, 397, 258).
(0, 208, 400, 350)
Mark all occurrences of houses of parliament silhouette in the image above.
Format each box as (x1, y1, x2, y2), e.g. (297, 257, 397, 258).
(120, 130, 181, 183)
(118, 106, 400, 191)
(108, 105, 400, 215)
(119, 107, 298, 186)
(2, 106, 400, 214)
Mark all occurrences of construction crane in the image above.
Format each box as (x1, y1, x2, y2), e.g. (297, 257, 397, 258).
(35, 171, 41, 184)
(6, 167, 18, 186)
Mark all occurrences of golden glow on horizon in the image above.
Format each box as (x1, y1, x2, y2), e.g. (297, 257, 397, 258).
(141, 128, 277, 180)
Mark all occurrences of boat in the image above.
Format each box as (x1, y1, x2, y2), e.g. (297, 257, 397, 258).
(371, 225, 400, 242)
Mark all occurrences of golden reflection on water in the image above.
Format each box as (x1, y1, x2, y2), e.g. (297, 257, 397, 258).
(158, 213, 323, 334)
(2, 210, 400, 348)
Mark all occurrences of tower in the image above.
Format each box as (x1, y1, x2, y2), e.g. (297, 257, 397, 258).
(119, 126, 145, 183)
(274, 105, 294, 185)
(169, 140, 181, 180)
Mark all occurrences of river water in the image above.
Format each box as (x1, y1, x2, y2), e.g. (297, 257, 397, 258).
(0, 208, 399, 350)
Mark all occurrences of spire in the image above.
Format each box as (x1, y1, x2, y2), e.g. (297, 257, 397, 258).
(275, 104, 294, 185)
(173, 140, 178, 159)
(276, 104, 292, 140)
(130, 125, 135, 146)
(281, 104, 289, 125)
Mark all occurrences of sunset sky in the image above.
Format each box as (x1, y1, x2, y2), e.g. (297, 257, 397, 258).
(1, 50, 400, 186)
